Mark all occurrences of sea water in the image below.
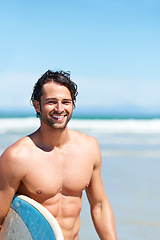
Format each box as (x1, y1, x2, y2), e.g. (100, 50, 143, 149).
(0, 117, 160, 240)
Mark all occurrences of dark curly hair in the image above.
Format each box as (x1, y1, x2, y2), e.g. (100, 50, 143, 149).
(31, 70, 78, 117)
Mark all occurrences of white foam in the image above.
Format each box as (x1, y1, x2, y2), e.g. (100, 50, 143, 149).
(102, 149, 160, 158)
(69, 119, 160, 134)
(0, 118, 160, 134)
(99, 137, 160, 145)
(0, 117, 40, 134)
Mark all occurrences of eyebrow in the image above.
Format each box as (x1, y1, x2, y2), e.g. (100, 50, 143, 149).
(45, 98, 72, 101)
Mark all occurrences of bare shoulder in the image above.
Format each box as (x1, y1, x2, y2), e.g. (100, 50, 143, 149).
(0, 136, 33, 177)
(1, 136, 33, 160)
(69, 129, 99, 145)
(69, 130, 102, 162)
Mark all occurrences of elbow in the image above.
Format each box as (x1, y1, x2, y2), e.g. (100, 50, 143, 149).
(91, 202, 103, 219)
(90, 200, 117, 240)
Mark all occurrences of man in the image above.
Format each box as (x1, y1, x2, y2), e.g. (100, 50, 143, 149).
(0, 70, 117, 240)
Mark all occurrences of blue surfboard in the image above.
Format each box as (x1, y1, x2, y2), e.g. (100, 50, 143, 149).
(1, 195, 64, 240)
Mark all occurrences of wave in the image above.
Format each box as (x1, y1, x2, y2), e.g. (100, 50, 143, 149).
(69, 119, 160, 134)
(0, 117, 160, 134)
(102, 149, 160, 158)
(0, 117, 40, 134)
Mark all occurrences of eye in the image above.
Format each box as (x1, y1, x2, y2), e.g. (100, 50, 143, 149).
(47, 100, 57, 105)
(63, 100, 72, 105)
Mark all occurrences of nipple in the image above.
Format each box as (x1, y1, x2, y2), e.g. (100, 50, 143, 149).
(37, 190, 42, 194)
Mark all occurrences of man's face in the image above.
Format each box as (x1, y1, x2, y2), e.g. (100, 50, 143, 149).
(35, 81, 73, 129)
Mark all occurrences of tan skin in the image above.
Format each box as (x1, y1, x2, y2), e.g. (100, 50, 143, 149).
(0, 82, 117, 240)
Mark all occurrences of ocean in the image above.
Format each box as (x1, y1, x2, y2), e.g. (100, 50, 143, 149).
(0, 116, 160, 240)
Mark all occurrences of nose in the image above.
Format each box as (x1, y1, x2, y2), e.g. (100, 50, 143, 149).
(55, 101, 63, 113)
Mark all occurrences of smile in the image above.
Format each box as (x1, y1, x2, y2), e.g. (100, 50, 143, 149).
(51, 115, 65, 121)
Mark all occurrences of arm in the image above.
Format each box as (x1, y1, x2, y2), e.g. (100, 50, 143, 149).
(0, 146, 25, 230)
(86, 140, 117, 240)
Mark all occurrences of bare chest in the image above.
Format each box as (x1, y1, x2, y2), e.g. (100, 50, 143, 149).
(18, 149, 93, 200)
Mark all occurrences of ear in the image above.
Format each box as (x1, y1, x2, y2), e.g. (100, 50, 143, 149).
(34, 100, 41, 114)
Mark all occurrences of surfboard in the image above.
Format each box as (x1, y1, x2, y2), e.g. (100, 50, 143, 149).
(1, 195, 64, 240)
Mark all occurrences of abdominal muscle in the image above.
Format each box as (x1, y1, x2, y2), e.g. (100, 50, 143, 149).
(41, 192, 82, 240)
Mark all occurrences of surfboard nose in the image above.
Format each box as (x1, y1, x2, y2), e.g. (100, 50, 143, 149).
(1, 195, 64, 240)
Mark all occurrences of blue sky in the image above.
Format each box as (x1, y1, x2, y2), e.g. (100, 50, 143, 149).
(0, 0, 160, 116)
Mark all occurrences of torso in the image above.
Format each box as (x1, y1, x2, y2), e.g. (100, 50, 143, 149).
(15, 129, 95, 240)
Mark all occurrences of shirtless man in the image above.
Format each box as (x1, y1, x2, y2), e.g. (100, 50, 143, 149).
(0, 70, 117, 240)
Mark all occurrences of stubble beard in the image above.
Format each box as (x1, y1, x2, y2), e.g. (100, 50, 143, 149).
(40, 111, 72, 130)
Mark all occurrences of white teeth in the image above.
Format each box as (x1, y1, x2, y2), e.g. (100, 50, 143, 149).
(52, 115, 64, 119)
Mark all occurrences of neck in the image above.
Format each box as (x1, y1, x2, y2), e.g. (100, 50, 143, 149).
(37, 122, 70, 151)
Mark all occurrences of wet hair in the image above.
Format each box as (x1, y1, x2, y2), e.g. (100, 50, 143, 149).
(31, 70, 78, 117)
